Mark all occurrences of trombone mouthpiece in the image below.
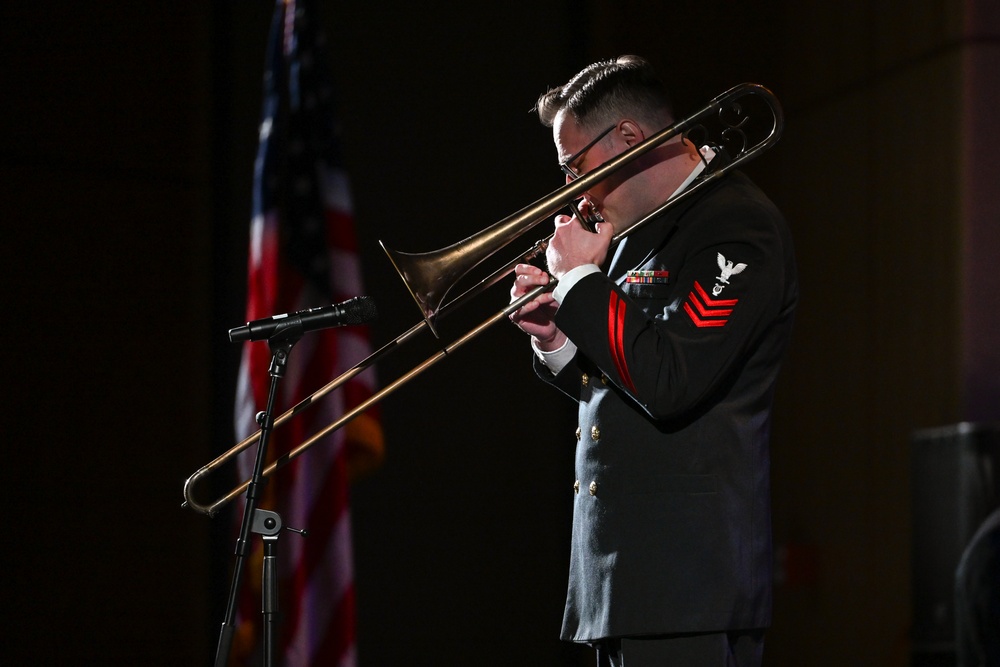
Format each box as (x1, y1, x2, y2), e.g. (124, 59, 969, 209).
(570, 198, 604, 232)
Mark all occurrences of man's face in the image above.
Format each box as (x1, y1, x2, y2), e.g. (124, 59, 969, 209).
(553, 110, 624, 231)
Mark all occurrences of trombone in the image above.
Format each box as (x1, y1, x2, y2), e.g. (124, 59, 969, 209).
(183, 82, 784, 517)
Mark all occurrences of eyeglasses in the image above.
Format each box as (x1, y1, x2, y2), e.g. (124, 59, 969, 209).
(559, 123, 617, 181)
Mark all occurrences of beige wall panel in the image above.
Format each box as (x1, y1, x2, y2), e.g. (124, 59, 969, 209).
(871, 0, 964, 70)
(782, 0, 872, 109)
(769, 44, 965, 664)
(768, 89, 904, 665)
(960, 38, 1000, 419)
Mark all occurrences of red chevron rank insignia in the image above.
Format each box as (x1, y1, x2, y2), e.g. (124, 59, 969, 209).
(684, 280, 738, 328)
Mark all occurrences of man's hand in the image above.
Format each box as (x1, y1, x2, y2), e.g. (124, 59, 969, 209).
(546, 213, 613, 280)
(509, 263, 566, 351)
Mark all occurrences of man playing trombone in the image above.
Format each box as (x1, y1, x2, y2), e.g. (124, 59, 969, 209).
(510, 56, 798, 667)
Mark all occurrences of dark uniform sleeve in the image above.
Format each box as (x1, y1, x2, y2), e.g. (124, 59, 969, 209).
(532, 349, 587, 402)
(553, 185, 795, 422)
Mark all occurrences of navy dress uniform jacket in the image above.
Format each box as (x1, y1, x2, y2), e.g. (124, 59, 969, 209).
(536, 171, 798, 642)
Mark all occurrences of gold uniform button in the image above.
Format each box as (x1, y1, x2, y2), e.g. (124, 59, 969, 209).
(591, 425, 601, 441)
(581, 372, 589, 387)
(589, 481, 598, 496)
(573, 480, 580, 494)
(601, 374, 609, 385)
(575, 427, 582, 441)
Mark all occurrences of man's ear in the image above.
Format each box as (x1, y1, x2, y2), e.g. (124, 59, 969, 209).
(617, 120, 644, 147)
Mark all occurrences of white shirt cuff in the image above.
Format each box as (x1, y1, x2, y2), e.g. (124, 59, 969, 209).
(531, 336, 577, 375)
(553, 264, 601, 304)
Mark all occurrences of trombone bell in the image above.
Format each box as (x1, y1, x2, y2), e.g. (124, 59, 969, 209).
(379, 241, 468, 337)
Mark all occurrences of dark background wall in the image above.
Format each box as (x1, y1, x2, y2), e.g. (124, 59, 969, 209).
(3, 1, 998, 665)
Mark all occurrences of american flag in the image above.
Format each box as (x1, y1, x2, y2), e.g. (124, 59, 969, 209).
(232, 0, 383, 665)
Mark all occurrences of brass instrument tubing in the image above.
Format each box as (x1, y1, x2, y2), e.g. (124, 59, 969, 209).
(182, 83, 783, 516)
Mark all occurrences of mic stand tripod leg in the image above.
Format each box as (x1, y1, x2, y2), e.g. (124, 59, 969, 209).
(262, 531, 279, 666)
(251, 509, 284, 667)
(251, 508, 305, 666)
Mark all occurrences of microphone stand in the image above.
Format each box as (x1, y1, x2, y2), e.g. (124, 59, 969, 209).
(213, 327, 306, 667)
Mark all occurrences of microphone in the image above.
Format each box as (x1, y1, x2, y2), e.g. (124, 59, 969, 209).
(229, 296, 377, 343)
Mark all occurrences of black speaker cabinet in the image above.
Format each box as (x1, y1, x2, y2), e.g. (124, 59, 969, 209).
(911, 423, 1000, 665)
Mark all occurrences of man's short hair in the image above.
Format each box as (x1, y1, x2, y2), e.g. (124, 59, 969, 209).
(535, 55, 674, 131)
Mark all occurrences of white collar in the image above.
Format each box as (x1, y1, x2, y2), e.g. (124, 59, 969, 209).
(669, 145, 716, 199)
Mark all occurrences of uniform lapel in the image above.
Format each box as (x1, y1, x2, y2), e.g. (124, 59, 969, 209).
(606, 162, 732, 285)
(607, 211, 677, 285)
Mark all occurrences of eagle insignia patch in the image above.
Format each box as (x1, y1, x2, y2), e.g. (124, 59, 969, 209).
(713, 253, 746, 296)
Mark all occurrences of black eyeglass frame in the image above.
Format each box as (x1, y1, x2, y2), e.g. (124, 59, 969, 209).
(558, 123, 618, 181)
